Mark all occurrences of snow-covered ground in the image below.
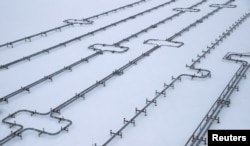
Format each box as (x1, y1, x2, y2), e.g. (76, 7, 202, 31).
(0, 0, 250, 146)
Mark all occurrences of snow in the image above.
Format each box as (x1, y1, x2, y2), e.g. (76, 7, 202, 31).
(0, 0, 250, 146)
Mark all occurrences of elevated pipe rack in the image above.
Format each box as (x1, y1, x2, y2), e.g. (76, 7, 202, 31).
(173, 8, 200, 12)
(185, 11, 250, 146)
(0, 0, 212, 144)
(144, 38, 184, 47)
(0, 0, 241, 145)
(210, 4, 237, 8)
(186, 53, 250, 146)
(0, 0, 177, 70)
(91, 0, 208, 51)
(0, 0, 149, 48)
(64, 0, 150, 23)
(166, 0, 236, 42)
(0, 0, 209, 103)
(104, 9, 250, 146)
(144, 0, 237, 45)
(102, 1, 246, 146)
(0, 110, 72, 145)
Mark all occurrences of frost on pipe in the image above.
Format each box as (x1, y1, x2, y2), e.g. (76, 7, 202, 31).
(0, 0, 177, 70)
(0, 0, 150, 48)
(173, 8, 200, 12)
(88, 44, 129, 53)
(63, 19, 94, 25)
(143, 39, 184, 47)
(210, 4, 237, 8)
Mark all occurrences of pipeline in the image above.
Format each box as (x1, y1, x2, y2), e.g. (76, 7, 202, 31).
(0, 0, 239, 145)
(0, 0, 208, 103)
(185, 11, 250, 146)
(0, 0, 177, 70)
(0, 0, 150, 48)
(103, 3, 250, 146)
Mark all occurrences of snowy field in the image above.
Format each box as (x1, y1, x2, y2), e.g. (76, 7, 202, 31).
(0, 0, 250, 146)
